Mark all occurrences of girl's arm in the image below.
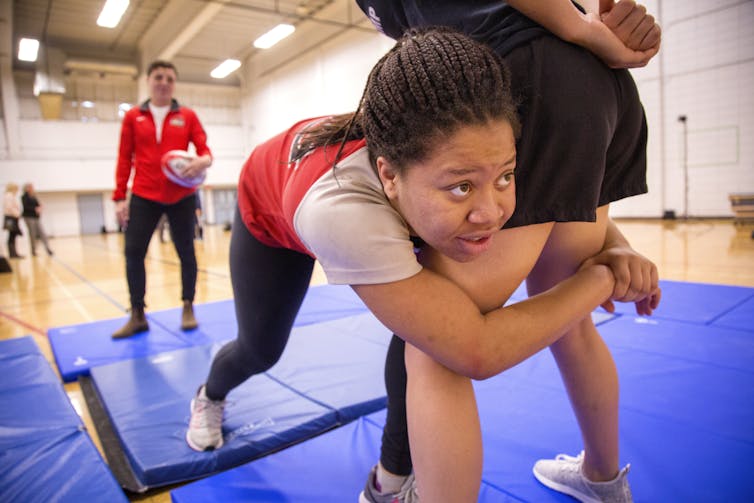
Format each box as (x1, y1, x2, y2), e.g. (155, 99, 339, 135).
(353, 258, 614, 380)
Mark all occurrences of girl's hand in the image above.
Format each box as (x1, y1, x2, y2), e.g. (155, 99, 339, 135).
(581, 243, 661, 315)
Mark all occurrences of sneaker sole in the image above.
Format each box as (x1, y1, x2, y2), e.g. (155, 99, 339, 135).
(186, 398, 224, 452)
(532, 467, 600, 503)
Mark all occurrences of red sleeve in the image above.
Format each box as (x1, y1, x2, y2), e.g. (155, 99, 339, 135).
(188, 109, 212, 159)
(113, 112, 135, 201)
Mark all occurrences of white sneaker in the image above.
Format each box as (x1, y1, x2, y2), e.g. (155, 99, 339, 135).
(186, 385, 225, 451)
(533, 451, 632, 503)
(359, 465, 418, 503)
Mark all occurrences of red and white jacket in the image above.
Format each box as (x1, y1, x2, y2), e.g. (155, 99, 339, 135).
(113, 99, 212, 204)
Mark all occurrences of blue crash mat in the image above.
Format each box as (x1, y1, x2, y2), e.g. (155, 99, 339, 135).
(171, 410, 518, 503)
(0, 336, 127, 503)
(172, 284, 754, 502)
(89, 312, 389, 490)
(49, 284, 369, 382)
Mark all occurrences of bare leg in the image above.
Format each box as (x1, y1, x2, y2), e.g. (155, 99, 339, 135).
(527, 205, 620, 481)
(406, 345, 481, 501)
(406, 223, 553, 500)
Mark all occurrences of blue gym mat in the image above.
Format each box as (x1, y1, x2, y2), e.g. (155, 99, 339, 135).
(0, 336, 127, 503)
(171, 410, 520, 503)
(171, 281, 754, 502)
(49, 284, 369, 382)
(610, 279, 754, 325)
(86, 311, 391, 491)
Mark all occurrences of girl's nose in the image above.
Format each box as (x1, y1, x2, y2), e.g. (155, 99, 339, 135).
(467, 191, 505, 225)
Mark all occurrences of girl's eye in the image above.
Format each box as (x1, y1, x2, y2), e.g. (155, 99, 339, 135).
(496, 171, 514, 189)
(450, 183, 472, 197)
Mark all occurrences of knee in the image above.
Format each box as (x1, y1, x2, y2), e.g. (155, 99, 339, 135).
(237, 339, 286, 373)
(550, 317, 602, 355)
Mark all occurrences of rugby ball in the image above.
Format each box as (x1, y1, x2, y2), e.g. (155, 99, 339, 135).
(161, 150, 206, 188)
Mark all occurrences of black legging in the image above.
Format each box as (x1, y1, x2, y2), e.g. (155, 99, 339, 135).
(204, 207, 315, 400)
(125, 194, 198, 308)
(381, 335, 413, 475)
(204, 207, 411, 475)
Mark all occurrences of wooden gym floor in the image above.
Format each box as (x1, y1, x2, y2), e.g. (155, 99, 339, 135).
(1, 218, 753, 502)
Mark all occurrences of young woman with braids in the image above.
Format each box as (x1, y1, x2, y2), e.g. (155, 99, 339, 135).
(186, 27, 658, 501)
(353, 1, 663, 502)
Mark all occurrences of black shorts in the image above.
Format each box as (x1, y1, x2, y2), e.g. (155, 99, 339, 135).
(502, 35, 648, 228)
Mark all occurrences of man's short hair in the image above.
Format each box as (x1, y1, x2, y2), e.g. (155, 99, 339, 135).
(147, 60, 178, 77)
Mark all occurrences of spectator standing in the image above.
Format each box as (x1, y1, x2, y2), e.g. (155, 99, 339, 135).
(21, 183, 54, 257)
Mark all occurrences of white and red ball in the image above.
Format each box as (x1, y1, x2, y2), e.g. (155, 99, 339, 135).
(161, 150, 206, 188)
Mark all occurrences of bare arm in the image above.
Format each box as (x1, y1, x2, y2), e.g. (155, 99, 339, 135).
(353, 260, 614, 380)
(583, 217, 662, 315)
(507, 0, 659, 68)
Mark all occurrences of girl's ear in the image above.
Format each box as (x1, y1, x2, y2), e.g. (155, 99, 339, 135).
(376, 156, 399, 199)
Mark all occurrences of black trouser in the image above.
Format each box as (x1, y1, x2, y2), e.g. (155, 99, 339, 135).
(125, 194, 198, 308)
(204, 207, 314, 400)
(5, 216, 22, 256)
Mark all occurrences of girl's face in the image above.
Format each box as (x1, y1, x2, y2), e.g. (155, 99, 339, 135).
(378, 119, 517, 263)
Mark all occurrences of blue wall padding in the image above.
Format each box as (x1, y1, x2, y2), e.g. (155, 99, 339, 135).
(90, 312, 389, 489)
(610, 279, 754, 324)
(0, 336, 127, 503)
(49, 284, 369, 382)
(171, 283, 754, 503)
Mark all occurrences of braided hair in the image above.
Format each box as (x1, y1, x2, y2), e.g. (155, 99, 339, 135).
(295, 27, 519, 171)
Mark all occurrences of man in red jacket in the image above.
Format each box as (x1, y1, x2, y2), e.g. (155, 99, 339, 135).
(112, 60, 212, 338)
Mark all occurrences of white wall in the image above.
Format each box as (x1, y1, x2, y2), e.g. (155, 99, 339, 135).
(241, 29, 394, 146)
(614, 0, 754, 217)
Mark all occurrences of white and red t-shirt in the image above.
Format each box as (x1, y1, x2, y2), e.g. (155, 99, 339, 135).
(237, 118, 422, 286)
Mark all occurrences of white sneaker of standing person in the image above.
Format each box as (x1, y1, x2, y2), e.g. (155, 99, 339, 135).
(533, 451, 633, 503)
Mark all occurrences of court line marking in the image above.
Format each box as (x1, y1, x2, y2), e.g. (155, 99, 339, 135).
(0, 309, 47, 336)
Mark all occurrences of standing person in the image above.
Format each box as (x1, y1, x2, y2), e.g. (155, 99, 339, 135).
(185, 27, 657, 474)
(21, 183, 54, 257)
(354, 1, 662, 502)
(111, 60, 212, 338)
(3, 183, 24, 259)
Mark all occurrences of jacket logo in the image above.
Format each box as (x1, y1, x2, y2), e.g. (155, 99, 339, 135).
(169, 117, 185, 127)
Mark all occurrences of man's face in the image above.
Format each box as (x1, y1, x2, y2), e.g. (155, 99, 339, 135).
(147, 66, 176, 106)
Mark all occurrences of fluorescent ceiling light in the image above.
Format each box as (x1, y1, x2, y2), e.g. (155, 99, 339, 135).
(253, 24, 295, 49)
(210, 59, 242, 79)
(18, 38, 39, 62)
(97, 0, 129, 28)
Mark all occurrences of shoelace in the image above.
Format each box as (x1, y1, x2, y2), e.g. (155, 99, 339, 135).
(191, 397, 225, 429)
(553, 452, 584, 477)
(554, 452, 584, 464)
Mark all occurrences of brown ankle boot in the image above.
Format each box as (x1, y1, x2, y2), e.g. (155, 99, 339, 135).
(112, 306, 149, 338)
(181, 301, 199, 331)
